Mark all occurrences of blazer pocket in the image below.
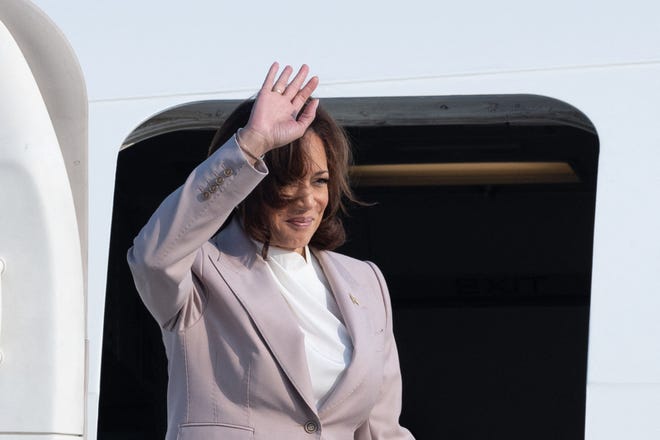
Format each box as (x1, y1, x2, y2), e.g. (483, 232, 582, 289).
(178, 422, 255, 440)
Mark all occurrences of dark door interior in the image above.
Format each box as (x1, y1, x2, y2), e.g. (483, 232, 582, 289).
(99, 96, 598, 439)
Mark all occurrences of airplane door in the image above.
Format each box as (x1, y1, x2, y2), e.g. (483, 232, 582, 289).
(0, 1, 86, 438)
(101, 96, 597, 439)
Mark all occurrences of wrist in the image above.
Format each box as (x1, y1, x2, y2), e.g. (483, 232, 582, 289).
(236, 127, 269, 158)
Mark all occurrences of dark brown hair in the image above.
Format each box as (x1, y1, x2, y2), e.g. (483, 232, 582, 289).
(208, 99, 358, 254)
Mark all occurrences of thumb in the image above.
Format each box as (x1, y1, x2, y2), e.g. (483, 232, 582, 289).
(296, 98, 320, 129)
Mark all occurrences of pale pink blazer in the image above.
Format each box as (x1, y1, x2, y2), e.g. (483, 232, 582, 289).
(128, 138, 415, 440)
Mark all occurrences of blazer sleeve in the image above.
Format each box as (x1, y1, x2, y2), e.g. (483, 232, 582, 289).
(127, 136, 267, 329)
(356, 262, 416, 440)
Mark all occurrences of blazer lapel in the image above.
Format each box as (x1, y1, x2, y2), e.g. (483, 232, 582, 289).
(312, 250, 377, 415)
(208, 219, 317, 413)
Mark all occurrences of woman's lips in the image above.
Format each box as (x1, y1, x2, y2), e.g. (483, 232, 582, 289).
(286, 217, 314, 228)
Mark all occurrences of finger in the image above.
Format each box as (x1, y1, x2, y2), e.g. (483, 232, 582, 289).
(283, 64, 310, 98)
(296, 98, 319, 128)
(291, 75, 319, 110)
(272, 65, 293, 94)
(260, 62, 280, 91)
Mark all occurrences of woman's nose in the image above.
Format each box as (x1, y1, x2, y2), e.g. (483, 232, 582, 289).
(293, 187, 314, 208)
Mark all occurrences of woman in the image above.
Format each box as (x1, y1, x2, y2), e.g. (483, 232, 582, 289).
(128, 63, 415, 440)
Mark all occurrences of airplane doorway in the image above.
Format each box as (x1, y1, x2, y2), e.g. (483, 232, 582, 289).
(100, 96, 598, 439)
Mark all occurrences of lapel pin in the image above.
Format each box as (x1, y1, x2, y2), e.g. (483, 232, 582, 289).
(349, 294, 360, 306)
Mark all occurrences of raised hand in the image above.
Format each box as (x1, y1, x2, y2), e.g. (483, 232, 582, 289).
(238, 63, 319, 159)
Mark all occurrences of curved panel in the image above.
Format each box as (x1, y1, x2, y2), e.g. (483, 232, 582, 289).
(0, 0, 88, 291)
(0, 21, 84, 436)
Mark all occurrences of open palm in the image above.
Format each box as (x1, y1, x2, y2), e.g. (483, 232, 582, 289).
(241, 63, 319, 155)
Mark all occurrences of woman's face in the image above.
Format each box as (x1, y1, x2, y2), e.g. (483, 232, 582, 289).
(267, 131, 329, 256)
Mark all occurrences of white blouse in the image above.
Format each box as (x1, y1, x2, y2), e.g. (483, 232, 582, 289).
(257, 243, 354, 408)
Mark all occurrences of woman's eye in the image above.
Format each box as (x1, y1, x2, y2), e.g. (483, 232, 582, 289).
(315, 178, 329, 185)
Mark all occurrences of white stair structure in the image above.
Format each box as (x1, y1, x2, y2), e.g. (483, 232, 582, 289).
(0, 0, 87, 437)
